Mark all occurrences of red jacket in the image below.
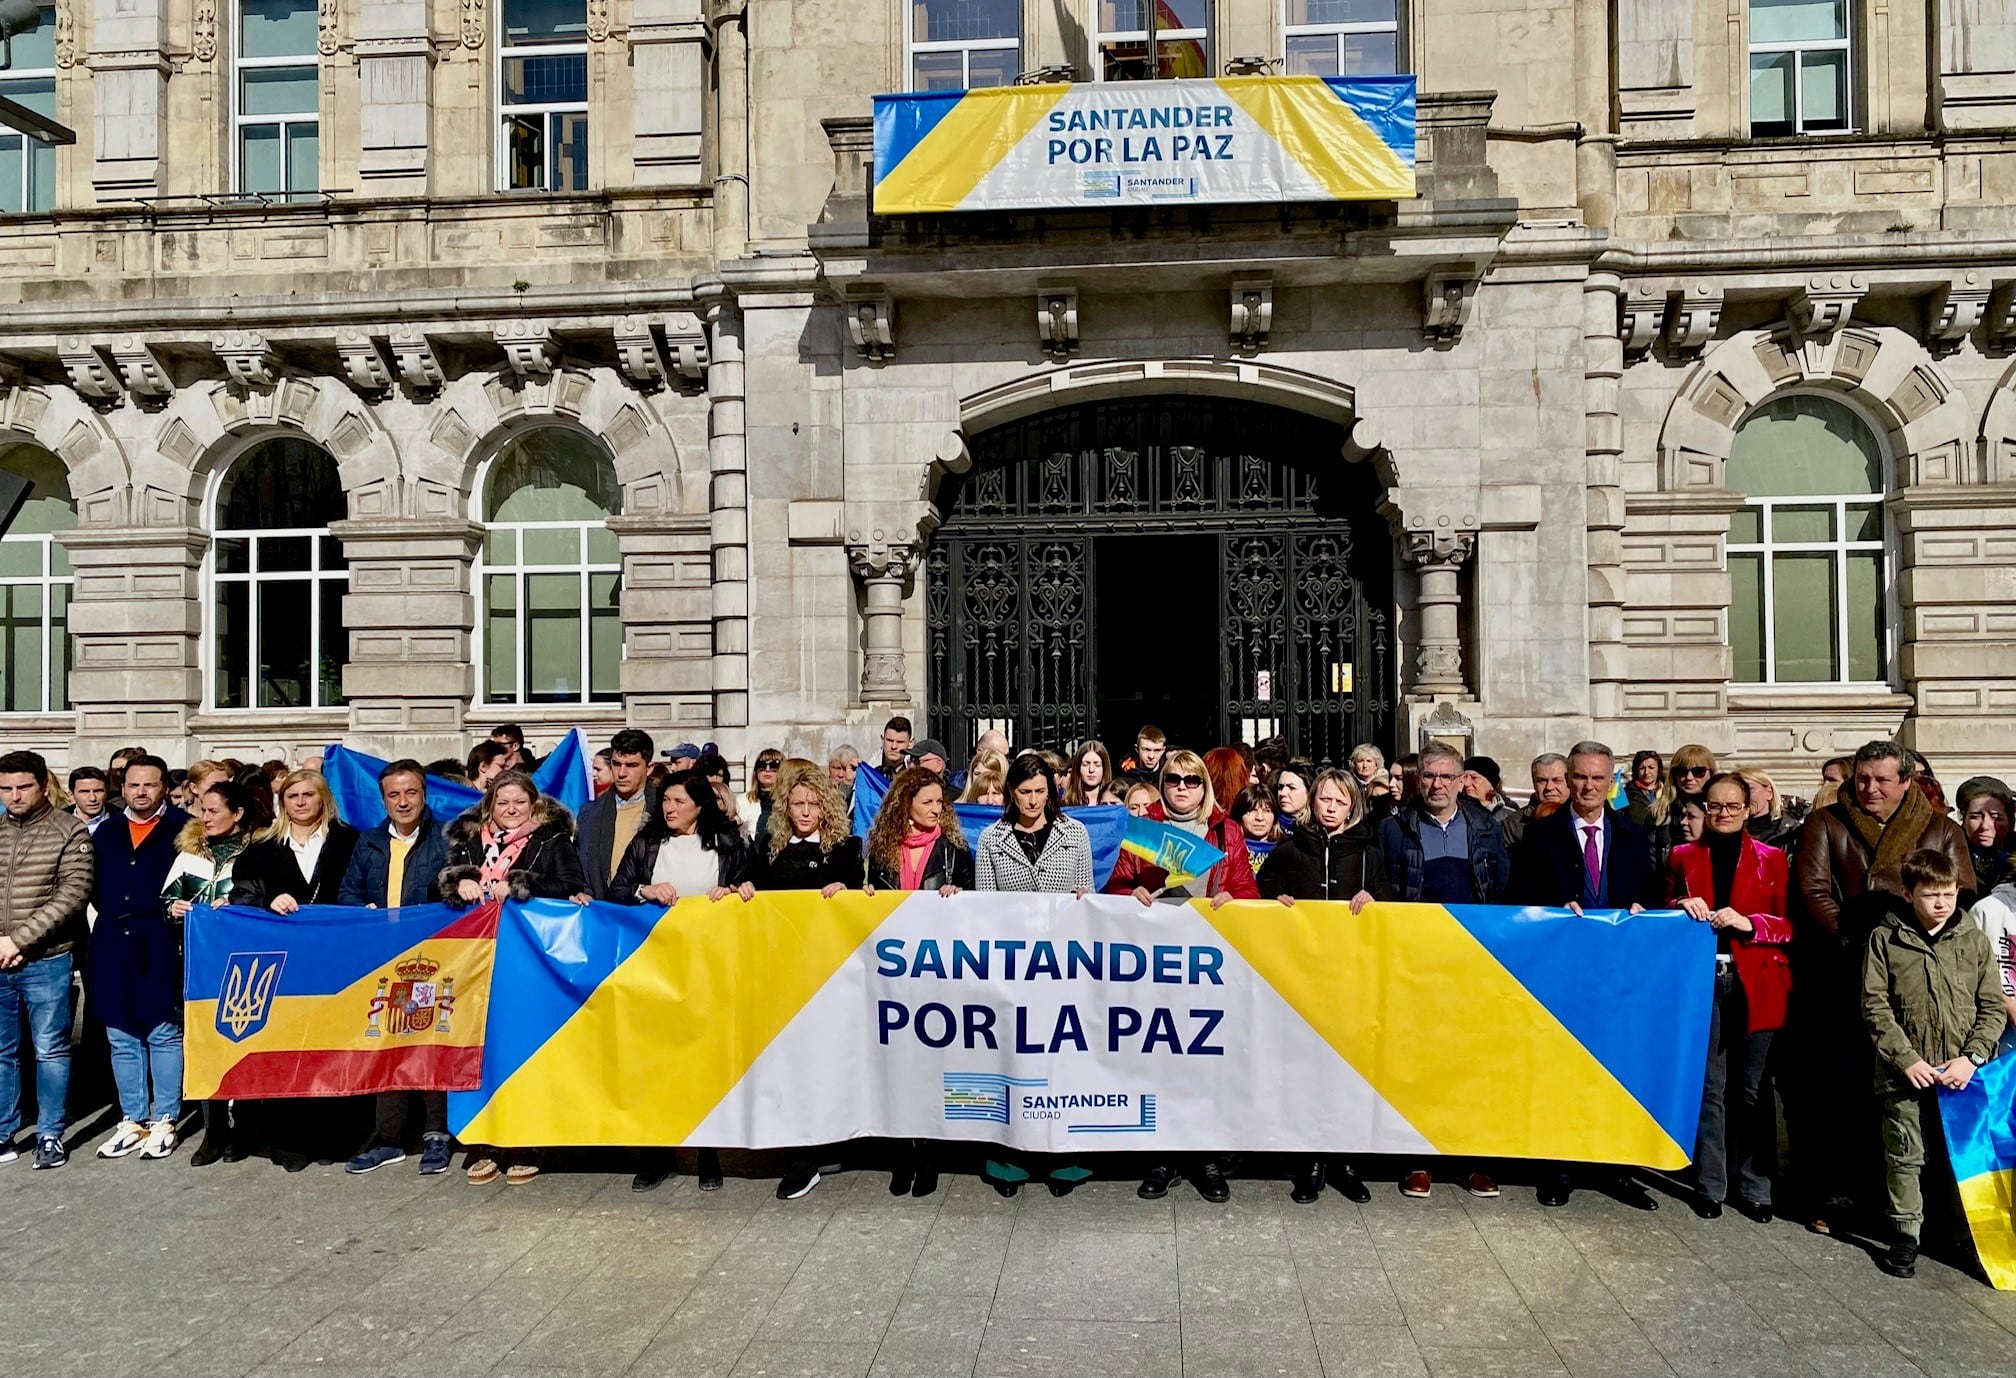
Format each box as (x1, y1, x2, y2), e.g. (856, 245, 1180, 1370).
(1105, 802, 1260, 900)
(1667, 835, 1794, 1032)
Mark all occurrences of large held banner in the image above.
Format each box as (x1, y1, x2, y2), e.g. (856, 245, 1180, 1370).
(849, 764, 1128, 888)
(872, 75, 1416, 215)
(322, 729, 594, 832)
(450, 893, 1713, 1168)
(184, 901, 499, 1100)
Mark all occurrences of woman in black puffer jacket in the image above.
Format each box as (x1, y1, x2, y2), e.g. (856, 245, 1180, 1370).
(437, 770, 585, 907)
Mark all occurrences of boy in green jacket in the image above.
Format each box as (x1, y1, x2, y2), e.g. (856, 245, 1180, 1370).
(1861, 848, 2009, 1278)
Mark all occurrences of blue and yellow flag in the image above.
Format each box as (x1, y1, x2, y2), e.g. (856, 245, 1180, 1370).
(184, 901, 497, 1100)
(1941, 1053, 2016, 1290)
(1121, 814, 1227, 885)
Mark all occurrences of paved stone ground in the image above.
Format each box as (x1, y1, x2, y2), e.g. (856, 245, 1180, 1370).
(5, 1126, 2015, 1378)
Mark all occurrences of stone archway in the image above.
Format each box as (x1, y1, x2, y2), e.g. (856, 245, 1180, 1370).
(0, 383, 129, 526)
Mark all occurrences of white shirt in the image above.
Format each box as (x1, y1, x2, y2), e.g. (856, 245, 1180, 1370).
(650, 831, 719, 899)
(1573, 812, 1607, 875)
(285, 827, 328, 887)
(1973, 884, 2016, 1000)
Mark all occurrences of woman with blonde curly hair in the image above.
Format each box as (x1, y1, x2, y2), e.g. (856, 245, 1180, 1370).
(958, 750, 1009, 806)
(749, 763, 863, 896)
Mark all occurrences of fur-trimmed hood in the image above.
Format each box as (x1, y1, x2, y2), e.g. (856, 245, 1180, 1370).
(175, 818, 249, 861)
(442, 802, 577, 854)
(437, 803, 585, 905)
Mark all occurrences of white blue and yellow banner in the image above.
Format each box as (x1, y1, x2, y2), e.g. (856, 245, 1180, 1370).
(449, 893, 1711, 1168)
(872, 75, 1416, 215)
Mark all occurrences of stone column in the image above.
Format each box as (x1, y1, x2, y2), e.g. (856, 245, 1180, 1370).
(1583, 273, 1629, 720)
(328, 517, 482, 760)
(58, 526, 203, 761)
(705, 296, 749, 739)
(354, 0, 435, 194)
(630, 0, 709, 189)
(710, 0, 750, 258)
(87, 0, 170, 196)
(1401, 527, 1475, 699)
(849, 541, 916, 704)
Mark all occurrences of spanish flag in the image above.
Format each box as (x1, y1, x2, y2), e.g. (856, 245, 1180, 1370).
(184, 901, 497, 1100)
(1940, 1052, 2016, 1289)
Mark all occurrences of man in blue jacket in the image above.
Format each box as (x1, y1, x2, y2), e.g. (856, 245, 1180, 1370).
(338, 759, 453, 1176)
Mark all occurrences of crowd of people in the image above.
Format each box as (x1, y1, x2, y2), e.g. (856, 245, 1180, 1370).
(2, 714, 2013, 1282)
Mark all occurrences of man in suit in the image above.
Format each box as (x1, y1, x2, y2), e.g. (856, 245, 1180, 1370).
(1511, 739, 1662, 1209)
(576, 729, 656, 901)
(338, 759, 454, 1177)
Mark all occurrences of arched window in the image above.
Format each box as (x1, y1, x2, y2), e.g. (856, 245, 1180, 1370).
(1726, 394, 1888, 685)
(209, 435, 349, 709)
(477, 427, 621, 705)
(0, 443, 74, 714)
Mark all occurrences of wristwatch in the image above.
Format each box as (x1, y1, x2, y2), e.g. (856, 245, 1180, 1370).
(1969, 1052, 1989, 1067)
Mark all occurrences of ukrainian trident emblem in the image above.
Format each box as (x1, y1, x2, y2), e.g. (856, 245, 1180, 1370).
(215, 952, 287, 1043)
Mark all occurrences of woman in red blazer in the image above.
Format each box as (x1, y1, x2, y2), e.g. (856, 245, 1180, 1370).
(1667, 772, 1793, 1223)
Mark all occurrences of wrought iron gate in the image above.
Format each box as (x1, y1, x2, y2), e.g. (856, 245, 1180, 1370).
(925, 396, 1393, 762)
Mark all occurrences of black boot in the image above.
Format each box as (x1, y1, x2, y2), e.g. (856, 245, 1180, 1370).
(1334, 1161, 1372, 1204)
(1291, 1159, 1326, 1205)
(1877, 1234, 1918, 1278)
(188, 1130, 229, 1168)
(697, 1147, 724, 1191)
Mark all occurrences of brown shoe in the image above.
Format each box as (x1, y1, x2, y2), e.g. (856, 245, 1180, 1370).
(1465, 1172, 1500, 1199)
(1401, 1169, 1433, 1198)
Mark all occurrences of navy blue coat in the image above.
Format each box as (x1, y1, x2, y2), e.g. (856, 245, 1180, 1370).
(1510, 806, 1662, 910)
(338, 809, 451, 909)
(86, 805, 190, 1035)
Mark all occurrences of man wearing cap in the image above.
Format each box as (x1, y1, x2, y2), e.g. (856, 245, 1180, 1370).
(663, 743, 702, 778)
(910, 739, 949, 775)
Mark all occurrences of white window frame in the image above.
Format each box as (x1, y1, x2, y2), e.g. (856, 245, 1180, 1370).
(1093, 0, 1212, 82)
(495, 0, 590, 193)
(1725, 392, 1895, 689)
(1281, 1, 1402, 77)
(202, 442, 350, 713)
(471, 446, 623, 708)
(232, 0, 321, 201)
(0, 526, 71, 716)
(0, 5, 58, 215)
(1747, 0, 1854, 137)
(906, 0, 1022, 90)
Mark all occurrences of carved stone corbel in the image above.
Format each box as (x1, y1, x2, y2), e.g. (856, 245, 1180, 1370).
(60, 340, 121, 401)
(1989, 281, 2016, 352)
(1926, 273, 1991, 353)
(846, 293, 894, 362)
(1790, 273, 1865, 342)
(494, 321, 559, 376)
(1422, 269, 1476, 346)
(212, 331, 280, 388)
(613, 316, 669, 388)
(1618, 282, 1665, 361)
(1037, 287, 1078, 360)
(1229, 278, 1272, 352)
(1665, 283, 1722, 358)
(387, 328, 445, 392)
(664, 311, 709, 385)
(336, 330, 394, 393)
(108, 336, 173, 399)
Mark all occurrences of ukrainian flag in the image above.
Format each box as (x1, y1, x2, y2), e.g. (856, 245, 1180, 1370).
(184, 901, 497, 1100)
(1940, 1053, 2016, 1290)
(1121, 815, 1227, 886)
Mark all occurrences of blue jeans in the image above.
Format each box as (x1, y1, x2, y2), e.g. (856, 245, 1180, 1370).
(1696, 963, 1776, 1207)
(106, 1021, 182, 1124)
(0, 951, 74, 1140)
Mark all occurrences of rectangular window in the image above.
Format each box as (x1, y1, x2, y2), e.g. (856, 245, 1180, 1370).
(1727, 495, 1887, 685)
(0, 6, 58, 215)
(235, 0, 321, 201)
(908, 0, 1020, 90)
(499, 0, 589, 191)
(1283, 0, 1400, 77)
(1748, 0, 1850, 136)
(1095, 0, 1212, 81)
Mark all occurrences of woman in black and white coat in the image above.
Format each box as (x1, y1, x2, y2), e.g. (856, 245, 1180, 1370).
(973, 754, 1095, 1198)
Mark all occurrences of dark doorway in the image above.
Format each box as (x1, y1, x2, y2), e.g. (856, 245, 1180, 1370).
(924, 394, 1394, 763)
(1093, 533, 1217, 754)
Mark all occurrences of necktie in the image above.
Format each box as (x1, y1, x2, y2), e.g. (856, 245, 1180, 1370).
(1582, 824, 1601, 892)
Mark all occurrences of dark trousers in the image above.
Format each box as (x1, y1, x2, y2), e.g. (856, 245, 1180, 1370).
(1696, 964, 1776, 1206)
(373, 1090, 446, 1147)
(1784, 943, 1876, 1209)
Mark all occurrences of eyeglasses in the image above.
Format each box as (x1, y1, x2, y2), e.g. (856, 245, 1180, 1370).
(1165, 774, 1205, 789)
(1677, 765, 1710, 777)
(1704, 803, 1747, 815)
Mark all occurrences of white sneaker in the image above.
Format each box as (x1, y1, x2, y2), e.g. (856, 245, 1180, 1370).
(98, 1120, 148, 1159)
(139, 1119, 179, 1160)
(0, 1142, 16, 1164)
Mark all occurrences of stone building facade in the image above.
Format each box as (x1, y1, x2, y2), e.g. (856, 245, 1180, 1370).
(0, 0, 2013, 782)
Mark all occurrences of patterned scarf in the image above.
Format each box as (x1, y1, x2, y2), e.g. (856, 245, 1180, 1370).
(478, 819, 540, 899)
(1842, 784, 1934, 882)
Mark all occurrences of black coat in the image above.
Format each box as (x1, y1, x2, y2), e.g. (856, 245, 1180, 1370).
(232, 823, 361, 910)
(608, 825, 752, 904)
(866, 833, 976, 892)
(1258, 821, 1388, 902)
(575, 785, 659, 901)
(437, 809, 586, 903)
(751, 835, 865, 892)
(1511, 806, 1661, 910)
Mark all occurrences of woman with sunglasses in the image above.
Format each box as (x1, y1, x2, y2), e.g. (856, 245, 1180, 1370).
(1104, 748, 1257, 1203)
(746, 749, 786, 844)
(1652, 744, 1717, 867)
(1667, 771, 1792, 1223)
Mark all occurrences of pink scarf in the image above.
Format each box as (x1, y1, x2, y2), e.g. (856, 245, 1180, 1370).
(478, 819, 540, 899)
(899, 827, 941, 891)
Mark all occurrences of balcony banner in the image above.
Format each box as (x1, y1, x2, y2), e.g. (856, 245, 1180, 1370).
(872, 74, 1415, 215)
(448, 891, 1711, 1167)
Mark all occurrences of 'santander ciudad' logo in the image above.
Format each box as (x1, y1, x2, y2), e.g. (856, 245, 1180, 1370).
(943, 1073, 1158, 1134)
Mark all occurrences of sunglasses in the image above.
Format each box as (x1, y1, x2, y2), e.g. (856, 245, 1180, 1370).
(756, 759, 782, 770)
(1165, 774, 1206, 789)
(1677, 765, 1710, 777)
